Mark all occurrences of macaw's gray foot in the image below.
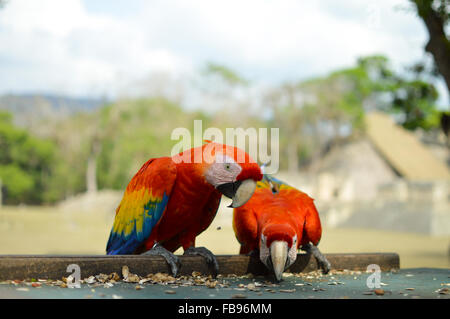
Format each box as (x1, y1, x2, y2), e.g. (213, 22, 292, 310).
(246, 249, 259, 258)
(302, 243, 331, 274)
(184, 246, 220, 277)
(142, 244, 181, 277)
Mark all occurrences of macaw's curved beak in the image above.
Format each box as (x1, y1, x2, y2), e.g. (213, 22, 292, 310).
(217, 179, 256, 208)
(270, 240, 288, 282)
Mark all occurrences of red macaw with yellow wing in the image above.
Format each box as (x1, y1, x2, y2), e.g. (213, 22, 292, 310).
(106, 142, 262, 276)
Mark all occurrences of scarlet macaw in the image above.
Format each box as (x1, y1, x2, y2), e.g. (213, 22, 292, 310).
(233, 174, 330, 281)
(106, 142, 262, 276)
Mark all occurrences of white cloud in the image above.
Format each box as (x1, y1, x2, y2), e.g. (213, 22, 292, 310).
(134, 0, 429, 82)
(0, 0, 190, 96)
(0, 0, 444, 102)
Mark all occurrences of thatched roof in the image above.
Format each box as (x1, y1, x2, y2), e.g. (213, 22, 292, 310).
(365, 112, 450, 181)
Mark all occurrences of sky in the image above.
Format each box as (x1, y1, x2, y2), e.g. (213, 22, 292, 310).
(0, 0, 447, 104)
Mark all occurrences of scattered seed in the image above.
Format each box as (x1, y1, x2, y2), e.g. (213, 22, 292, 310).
(206, 281, 217, 289)
(126, 274, 140, 283)
(231, 294, 247, 299)
(85, 276, 96, 284)
(122, 266, 130, 279)
(165, 290, 176, 294)
(374, 289, 385, 296)
(437, 288, 449, 295)
(95, 274, 109, 283)
(279, 289, 296, 293)
(109, 273, 120, 281)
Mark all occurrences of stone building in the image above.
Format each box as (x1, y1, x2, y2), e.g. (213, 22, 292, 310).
(278, 112, 450, 235)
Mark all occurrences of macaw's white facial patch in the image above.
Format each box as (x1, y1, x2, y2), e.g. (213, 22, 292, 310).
(259, 235, 270, 267)
(286, 235, 298, 268)
(204, 154, 242, 187)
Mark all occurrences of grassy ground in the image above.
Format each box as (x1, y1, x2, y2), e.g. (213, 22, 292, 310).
(0, 206, 448, 269)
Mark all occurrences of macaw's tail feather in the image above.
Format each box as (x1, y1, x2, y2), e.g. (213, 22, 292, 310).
(106, 231, 141, 255)
(105, 157, 177, 255)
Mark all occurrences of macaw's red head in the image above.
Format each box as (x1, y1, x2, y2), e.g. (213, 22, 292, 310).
(201, 142, 262, 208)
(259, 224, 298, 281)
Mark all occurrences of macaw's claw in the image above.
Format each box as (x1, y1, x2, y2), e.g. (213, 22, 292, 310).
(142, 244, 181, 277)
(302, 243, 331, 274)
(184, 246, 220, 277)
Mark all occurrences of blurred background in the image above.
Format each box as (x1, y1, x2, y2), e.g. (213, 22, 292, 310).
(0, 0, 449, 268)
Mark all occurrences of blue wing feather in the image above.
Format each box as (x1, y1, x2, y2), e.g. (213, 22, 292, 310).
(106, 157, 177, 255)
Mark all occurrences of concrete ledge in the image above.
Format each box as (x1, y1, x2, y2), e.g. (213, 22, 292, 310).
(0, 253, 400, 280)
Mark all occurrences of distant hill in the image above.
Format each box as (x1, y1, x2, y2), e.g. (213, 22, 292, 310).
(0, 93, 107, 127)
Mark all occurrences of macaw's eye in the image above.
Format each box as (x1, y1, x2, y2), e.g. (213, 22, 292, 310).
(224, 163, 231, 170)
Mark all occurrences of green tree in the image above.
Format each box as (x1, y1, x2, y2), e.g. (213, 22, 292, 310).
(0, 112, 57, 204)
(410, 0, 450, 92)
(265, 55, 441, 172)
(358, 55, 441, 130)
(95, 97, 211, 190)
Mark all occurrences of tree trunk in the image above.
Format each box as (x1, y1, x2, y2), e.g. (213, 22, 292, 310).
(86, 155, 97, 194)
(86, 140, 101, 194)
(412, 0, 450, 93)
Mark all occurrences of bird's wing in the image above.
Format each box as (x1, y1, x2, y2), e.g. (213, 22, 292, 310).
(106, 157, 177, 255)
(233, 204, 259, 254)
(299, 195, 322, 245)
(283, 188, 322, 246)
